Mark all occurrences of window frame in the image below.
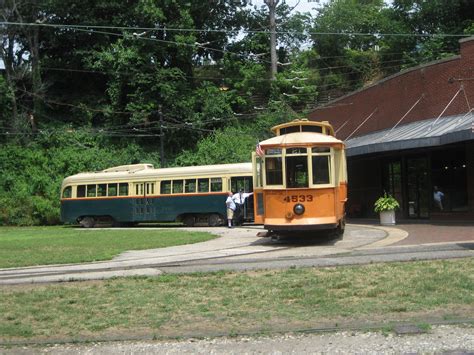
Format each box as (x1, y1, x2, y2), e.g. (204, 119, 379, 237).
(310, 146, 334, 188)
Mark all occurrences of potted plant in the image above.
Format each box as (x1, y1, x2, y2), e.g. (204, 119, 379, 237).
(374, 193, 400, 225)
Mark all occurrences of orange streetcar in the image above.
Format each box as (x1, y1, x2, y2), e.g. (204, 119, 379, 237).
(252, 119, 347, 236)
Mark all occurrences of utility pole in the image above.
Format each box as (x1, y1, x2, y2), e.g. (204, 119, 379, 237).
(264, 0, 280, 80)
(158, 104, 166, 168)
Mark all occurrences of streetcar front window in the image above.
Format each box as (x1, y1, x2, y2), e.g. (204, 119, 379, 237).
(286, 147, 309, 188)
(286, 156, 308, 188)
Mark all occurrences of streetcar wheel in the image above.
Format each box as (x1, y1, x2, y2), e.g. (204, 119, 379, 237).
(79, 216, 96, 228)
(183, 215, 195, 227)
(208, 214, 221, 227)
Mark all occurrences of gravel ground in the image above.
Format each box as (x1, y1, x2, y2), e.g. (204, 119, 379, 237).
(3, 325, 473, 354)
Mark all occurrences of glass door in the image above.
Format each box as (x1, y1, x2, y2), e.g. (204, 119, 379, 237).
(407, 157, 430, 219)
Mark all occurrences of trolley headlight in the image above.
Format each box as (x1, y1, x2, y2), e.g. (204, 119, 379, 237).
(293, 203, 305, 215)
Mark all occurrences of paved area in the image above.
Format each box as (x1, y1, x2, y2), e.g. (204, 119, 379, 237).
(0, 224, 392, 284)
(350, 219, 474, 246)
(3, 325, 473, 354)
(1, 222, 473, 284)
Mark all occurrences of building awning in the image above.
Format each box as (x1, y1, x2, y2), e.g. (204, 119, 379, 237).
(345, 113, 474, 157)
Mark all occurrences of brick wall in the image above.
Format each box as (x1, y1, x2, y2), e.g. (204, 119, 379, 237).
(309, 37, 474, 141)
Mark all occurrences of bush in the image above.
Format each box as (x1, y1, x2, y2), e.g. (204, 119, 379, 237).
(0, 130, 157, 226)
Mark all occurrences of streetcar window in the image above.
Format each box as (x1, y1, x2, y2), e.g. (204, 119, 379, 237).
(185, 179, 196, 193)
(146, 183, 154, 195)
(77, 185, 86, 198)
(312, 156, 330, 184)
(97, 184, 107, 197)
(256, 157, 263, 188)
(108, 183, 118, 196)
(280, 126, 300, 134)
(210, 178, 222, 192)
(172, 180, 184, 194)
(265, 157, 283, 185)
(161, 180, 171, 194)
(119, 183, 129, 196)
(62, 186, 72, 198)
(286, 147, 307, 154)
(198, 178, 209, 193)
(286, 156, 309, 188)
(87, 185, 96, 197)
(312, 147, 330, 153)
(302, 125, 322, 133)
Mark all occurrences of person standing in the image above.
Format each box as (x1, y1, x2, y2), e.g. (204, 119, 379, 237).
(232, 189, 254, 225)
(433, 186, 445, 211)
(226, 192, 236, 228)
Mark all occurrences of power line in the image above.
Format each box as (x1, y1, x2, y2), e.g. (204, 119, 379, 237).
(0, 21, 470, 38)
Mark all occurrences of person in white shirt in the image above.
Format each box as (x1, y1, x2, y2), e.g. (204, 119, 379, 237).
(433, 186, 445, 211)
(225, 192, 236, 228)
(232, 189, 254, 225)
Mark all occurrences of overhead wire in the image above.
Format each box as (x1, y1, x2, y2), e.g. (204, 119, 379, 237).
(0, 21, 470, 38)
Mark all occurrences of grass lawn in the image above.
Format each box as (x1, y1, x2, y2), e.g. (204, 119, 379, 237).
(0, 258, 473, 341)
(0, 226, 216, 268)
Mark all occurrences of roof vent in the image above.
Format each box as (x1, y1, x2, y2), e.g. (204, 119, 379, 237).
(102, 164, 154, 173)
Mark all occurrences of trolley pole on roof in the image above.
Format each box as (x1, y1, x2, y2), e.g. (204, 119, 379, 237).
(158, 104, 166, 168)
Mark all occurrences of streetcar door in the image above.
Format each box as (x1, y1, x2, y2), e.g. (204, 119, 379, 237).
(133, 182, 156, 221)
(230, 176, 254, 222)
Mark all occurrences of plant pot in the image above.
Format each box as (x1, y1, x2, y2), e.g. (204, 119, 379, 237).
(379, 210, 396, 225)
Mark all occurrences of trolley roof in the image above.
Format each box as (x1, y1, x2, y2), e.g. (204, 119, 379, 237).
(259, 132, 344, 148)
(271, 119, 335, 136)
(62, 162, 252, 185)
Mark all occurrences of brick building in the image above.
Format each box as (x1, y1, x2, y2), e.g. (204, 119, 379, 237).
(309, 36, 474, 220)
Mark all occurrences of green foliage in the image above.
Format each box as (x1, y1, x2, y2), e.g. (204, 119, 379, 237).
(174, 106, 293, 166)
(374, 193, 400, 213)
(1, 0, 473, 224)
(0, 129, 156, 226)
(0, 76, 13, 134)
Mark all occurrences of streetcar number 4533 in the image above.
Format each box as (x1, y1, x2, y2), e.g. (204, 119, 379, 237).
(283, 195, 313, 202)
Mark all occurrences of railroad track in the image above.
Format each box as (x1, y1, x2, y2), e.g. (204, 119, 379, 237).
(1, 240, 472, 285)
